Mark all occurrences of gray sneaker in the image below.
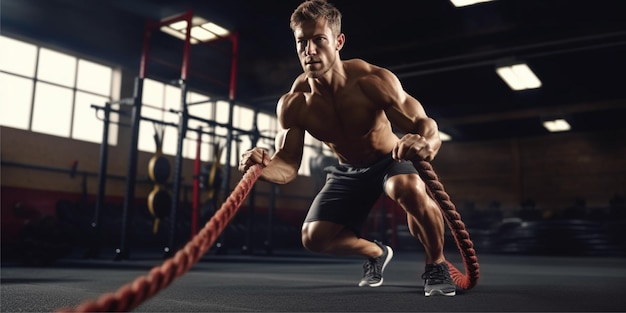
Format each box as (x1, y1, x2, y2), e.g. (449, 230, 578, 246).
(421, 262, 456, 296)
(358, 241, 393, 287)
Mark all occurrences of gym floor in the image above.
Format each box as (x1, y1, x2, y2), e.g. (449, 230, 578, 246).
(2, 247, 625, 312)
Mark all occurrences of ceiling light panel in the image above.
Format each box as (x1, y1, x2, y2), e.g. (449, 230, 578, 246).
(496, 63, 542, 91)
(450, 0, 494, 7)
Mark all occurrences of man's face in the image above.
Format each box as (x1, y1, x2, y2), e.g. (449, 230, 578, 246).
(293, 18, 343, 78)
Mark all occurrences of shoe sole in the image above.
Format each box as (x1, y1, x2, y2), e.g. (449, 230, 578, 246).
(425, 289, 456, 297)
(359, 245, 394, 288)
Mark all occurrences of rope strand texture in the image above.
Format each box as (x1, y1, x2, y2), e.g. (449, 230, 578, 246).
(414, 160, 480, 290)
(54, 164, 263, 313)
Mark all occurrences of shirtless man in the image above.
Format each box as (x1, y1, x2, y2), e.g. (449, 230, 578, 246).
(239, 0, 455, 296)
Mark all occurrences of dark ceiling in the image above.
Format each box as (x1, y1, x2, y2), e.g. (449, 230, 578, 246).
(2, 0, 626, 142)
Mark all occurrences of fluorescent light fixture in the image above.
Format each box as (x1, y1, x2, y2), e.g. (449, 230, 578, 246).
(450, 0, 494, 7)
(160, 16, 230, 44)
(190, 26, 217, 42)
(201, 22, 229, 37)
(169, 20, 188, 31)
(439, 131, 452, 141)
(496, 63, 542, 91)
(160, 26, 199, 44)
(542, 119, 571, 132)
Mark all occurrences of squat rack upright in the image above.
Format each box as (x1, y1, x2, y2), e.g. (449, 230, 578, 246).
(113, 10, 240, 260)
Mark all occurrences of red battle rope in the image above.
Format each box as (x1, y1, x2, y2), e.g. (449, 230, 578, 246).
(414, 160, 480, 290)
(54, 164, 263, 313)
(55, 160, 478, 312)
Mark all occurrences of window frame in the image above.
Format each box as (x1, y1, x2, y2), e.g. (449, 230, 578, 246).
(0, 35, 119, 145)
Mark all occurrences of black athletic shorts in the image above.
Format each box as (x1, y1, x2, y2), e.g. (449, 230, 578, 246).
(304, 153, 418, 236)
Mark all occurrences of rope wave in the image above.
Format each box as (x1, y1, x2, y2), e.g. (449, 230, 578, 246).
(55, 164, 263, 313)
(55, 160, 479, 312)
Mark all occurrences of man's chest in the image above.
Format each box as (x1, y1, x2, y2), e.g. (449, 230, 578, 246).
(300, 94, 382, 142)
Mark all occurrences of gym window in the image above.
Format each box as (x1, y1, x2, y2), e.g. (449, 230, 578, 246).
(0, 35, 119, 145)
(139, 78, 261, 167)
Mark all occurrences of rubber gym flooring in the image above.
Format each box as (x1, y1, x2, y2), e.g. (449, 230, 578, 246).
(2, 247, 626, 312)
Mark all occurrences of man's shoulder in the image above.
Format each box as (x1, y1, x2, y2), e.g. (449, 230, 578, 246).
(345, 58, 385, 71)
(277, 86, 306, 117)
(276, 90, 306, 129)
(279, 90, 305, 106)
(281, 74, 309, 102)
(345, 58, 372, 72)
(283, 73, 310, 95)
(345, 59, 393, 81)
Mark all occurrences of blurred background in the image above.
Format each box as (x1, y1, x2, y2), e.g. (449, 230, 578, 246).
(1, 0, 625, 265)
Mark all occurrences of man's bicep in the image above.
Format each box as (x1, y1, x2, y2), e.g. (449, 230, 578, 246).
(274, 129, 288, 152)
(384, 92, 429, 134)
(265, 127, 305, 184)
(274, 127, 305, 165)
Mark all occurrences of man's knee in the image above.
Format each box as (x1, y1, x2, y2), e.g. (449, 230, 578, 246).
(386, 174, 441, 225)
(301, 222, 325, 253)
(301, 221, 345, 253)
(385, 174, 429, 204)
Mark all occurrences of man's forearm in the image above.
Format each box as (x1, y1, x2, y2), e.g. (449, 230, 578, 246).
(417, 118, 442, 160)
(260, 156, 300, 184)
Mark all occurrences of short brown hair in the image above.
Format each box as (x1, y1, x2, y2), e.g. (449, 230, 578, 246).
(290, 0, 342, 36)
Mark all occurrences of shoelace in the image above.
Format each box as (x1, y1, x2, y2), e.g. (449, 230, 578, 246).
(421, 265, 449, 283)
(363, 259, 382, 279)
